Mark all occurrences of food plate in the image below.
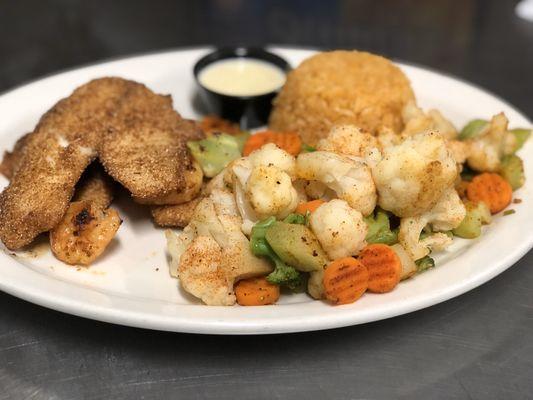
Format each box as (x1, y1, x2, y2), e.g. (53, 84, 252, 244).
(0, 47, 531, 334)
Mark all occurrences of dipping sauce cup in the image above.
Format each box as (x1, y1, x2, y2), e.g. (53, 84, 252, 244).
(193, 47, 291, 129)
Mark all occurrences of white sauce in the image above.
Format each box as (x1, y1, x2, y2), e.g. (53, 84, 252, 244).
(199, 58, 286, 96)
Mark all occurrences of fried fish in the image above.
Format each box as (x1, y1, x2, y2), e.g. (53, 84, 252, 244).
(99, 86, 199, 204)
(0, 133, 30, 180)
(151, 197, 202, 228)
(0, 78, 135, 249)
(0, 77, 201, 250)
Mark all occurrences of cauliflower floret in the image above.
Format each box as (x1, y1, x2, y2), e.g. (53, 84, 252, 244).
(447, 140, 469, 165)
(248, 143, 296, 177)
(225, 142, 301, 226)
(166, 189, 272, 305)
(400, 102, 468, 165)
(401, 101, 458, 140)
(227, 145, 299, 233)
(316, 125, 379, 157)
(423, 187, 466, 231)
(428, 110, 458, 140)
(371, 131, 458, 217)
(398, 188, 465, 260)
(309, 199, 367, 260)
(303, 180, 335, 200)
(245, 165, 299, 219)
(308, 269, 325, 300)
(296, 151, 377, 215)
(376, 126, 402, 148)
(466, 113, 516, 172)
(293, 179, 309, 203)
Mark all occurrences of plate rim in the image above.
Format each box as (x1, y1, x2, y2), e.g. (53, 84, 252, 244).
(0, 46, 532, 335)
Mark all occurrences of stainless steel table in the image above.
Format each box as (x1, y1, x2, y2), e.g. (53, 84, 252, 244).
(0, 1, 532, 398)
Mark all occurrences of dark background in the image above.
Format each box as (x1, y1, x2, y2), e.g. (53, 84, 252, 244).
(0, 1, 532, 399)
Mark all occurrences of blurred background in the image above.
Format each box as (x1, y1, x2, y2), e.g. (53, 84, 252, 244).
(0, 0, 532, 117)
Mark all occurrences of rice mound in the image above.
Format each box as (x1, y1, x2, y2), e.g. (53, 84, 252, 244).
(269, 50, 415, 146)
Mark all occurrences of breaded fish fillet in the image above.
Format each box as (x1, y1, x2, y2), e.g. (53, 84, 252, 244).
(0, 77, 197, 249)
(0, 78, 132, 249)
(1, 136, 114, 209)
(99, 87, 198, 204)
(0, 133, 30, 180)
(151, 197, 202, 228)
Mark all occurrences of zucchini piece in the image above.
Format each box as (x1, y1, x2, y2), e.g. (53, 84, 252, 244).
(510, 128, 531, 153)
(499, 154, 525, 190)
(458, 119, 488, 140)
(187, 133, 241, 177)
(452, 201, 491, 239)
(265, 221, 328, 272)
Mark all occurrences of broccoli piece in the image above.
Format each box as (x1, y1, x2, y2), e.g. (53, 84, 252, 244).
(250, 217, 303, 290)
(187, 133, 242, 177)
(266, 261, 304, 290)
(301, 143, 316, 153)
(458, 119, 488, 140)
(364, 209, 398, 245)
(416, 256, 435, 273)
(283, 211, 310, 225)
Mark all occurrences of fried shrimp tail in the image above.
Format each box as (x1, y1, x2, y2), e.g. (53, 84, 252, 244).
(50, 200, 121, 265)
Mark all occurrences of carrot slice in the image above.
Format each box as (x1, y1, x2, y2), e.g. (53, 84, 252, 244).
(295, 199, 326, 215)
(358, 244, 401, 293)
(235, 276, 280, 306)
(323, 257, 368, 305)
(243, 131, 302, 156)
(466, 172, 512, 214)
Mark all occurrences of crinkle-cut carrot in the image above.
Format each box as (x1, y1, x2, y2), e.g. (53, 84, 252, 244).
(235, 276, 280, 306)
(243, 130, 302, 156)
(358, 243, 401, 293)
(295, 199, 326, 215)
(323, 257, 368, 305)
(466, 173, 512, 214)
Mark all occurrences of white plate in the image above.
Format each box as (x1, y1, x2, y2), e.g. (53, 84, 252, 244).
(0, 47, 531, 335)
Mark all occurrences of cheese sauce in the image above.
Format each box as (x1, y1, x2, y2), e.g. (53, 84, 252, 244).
(199, 58, 286, 96)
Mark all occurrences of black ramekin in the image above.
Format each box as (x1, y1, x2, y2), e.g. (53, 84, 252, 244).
(193, 47, 291, 130)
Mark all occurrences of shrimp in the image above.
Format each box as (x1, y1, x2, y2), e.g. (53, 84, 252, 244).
(50, 201, 122, 265)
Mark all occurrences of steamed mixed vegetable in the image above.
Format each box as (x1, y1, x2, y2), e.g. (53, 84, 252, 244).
(166, 109, 530, 306)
